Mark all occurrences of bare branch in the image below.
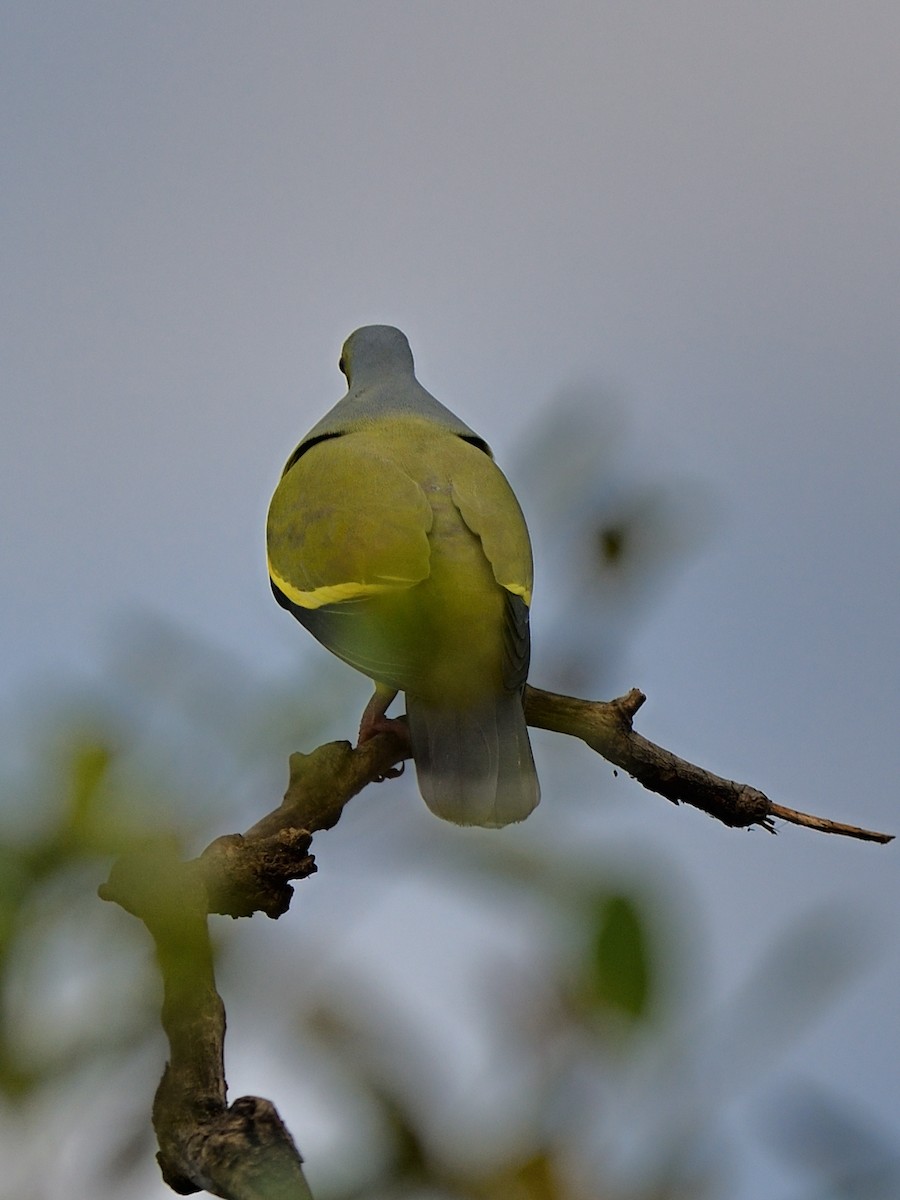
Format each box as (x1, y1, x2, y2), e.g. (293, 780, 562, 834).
(523, 685, 893, 844)
(765, 802, 894, 843)
(98, 680, 890, 1197)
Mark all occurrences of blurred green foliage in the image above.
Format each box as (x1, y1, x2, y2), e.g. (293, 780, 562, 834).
(581, 894, 650, 1023)
(0, 740, 139, 1097)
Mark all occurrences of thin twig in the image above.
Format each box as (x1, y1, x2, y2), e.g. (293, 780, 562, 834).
(767, 802, 893, 843)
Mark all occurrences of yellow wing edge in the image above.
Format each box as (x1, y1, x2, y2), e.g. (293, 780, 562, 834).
(268, 559, 410, 610)
(500, 580, 532, 607)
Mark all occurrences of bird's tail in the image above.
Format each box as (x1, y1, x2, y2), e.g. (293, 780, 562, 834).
(406, 690, 540, 828)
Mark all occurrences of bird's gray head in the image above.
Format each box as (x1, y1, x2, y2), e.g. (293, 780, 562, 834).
(339, 325, 415, 387)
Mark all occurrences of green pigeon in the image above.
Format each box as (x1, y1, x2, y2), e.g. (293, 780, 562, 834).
(266, 325, 540, 827)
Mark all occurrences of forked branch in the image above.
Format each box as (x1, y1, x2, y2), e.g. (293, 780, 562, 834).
(99, 681, 890, 1198)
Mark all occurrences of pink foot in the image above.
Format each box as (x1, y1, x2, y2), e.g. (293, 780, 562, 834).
(357, 687, 410, 777)
(357, 687, 409, 747)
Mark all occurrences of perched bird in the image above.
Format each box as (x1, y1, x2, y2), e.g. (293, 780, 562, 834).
(266, 325, 540, 827)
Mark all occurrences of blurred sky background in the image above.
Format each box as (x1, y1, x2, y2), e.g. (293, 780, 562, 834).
(2, 3, 899, 1198)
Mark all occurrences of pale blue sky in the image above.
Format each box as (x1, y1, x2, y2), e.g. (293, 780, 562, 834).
(3, 4, 899, 1197)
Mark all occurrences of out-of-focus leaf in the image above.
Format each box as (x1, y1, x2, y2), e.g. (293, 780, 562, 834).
(475, 1151, 560, 1199)
(597, 524, 627, 565)
(580, 894, 651, 1023)
(0, 846, 29, 938)
(67, 742, 113, 825)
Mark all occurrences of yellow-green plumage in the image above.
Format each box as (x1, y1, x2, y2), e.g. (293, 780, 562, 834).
(266, 326, 539, 827)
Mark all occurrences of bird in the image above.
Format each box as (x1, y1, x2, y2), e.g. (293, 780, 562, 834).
(266, 325, 540, 827)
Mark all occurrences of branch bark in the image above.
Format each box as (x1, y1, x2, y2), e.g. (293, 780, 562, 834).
(99, 681, 891, 1197)
(523, 685, 893, 843)
(100, 841, 314, 1199)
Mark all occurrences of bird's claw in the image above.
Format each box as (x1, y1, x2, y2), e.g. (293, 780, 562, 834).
(373, 761, 406, 783)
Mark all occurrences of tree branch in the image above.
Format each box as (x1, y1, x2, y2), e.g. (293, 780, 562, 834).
(100, 841, 314, 1199)
(523, 685, 893, 843)
(98, 680, 890, 1197)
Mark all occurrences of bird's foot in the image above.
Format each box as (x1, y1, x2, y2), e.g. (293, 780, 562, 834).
(358, 712, 409, 742)
(357, 711, 410, 759)
(357, 686, 410, 753)
(357, 697, 410, 780)
(375, 757, 406, 782)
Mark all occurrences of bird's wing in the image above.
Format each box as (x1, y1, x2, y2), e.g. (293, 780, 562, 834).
(448, 448, 534, 692)
(449, 456, 533, 607)
(267, 433, 432, 609)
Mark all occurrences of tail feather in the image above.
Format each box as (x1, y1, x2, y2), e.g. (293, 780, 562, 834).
(406, 691, 540, 828)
